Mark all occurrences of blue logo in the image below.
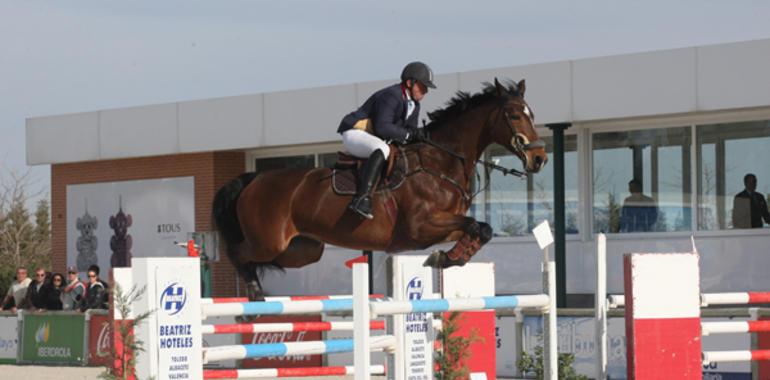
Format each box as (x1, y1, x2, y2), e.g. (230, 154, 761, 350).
(406, 277, 423, 300)
(160, 282, 187, 316)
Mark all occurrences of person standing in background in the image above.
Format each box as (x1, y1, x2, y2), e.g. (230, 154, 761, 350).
(61, 267, 86, 311)
(732, 173, 770, 228)
(45, 273, 64, 310)
(20, 268, 51, 311)
(1, 267, 31, 312)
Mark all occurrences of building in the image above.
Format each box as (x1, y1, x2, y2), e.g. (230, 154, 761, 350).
(27, 38, 770, 303)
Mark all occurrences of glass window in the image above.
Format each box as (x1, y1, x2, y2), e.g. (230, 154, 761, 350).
(318, 153, 338, 169)
(480, 135, 578, 237)
(697, 120, 770, 230)
(254, 155, 314, 173)
(592, 127, 691, 233)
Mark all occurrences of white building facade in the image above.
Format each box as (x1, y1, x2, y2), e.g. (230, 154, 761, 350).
(28, 38, 770, 301)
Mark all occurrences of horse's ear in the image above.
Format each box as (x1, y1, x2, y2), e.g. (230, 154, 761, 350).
(494, 77, 504, 97)
(517, 79, 526, 97)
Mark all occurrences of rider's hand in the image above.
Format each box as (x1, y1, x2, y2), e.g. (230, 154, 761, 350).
(406, 128, 426, 143)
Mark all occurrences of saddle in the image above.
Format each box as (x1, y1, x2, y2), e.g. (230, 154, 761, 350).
(331, 145, 407, 196)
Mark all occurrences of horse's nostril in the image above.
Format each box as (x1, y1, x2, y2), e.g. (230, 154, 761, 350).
(534, 155, 544, 165)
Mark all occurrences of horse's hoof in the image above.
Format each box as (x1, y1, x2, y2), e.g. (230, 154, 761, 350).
(236, 315, 259, 323)
(422, 251, 443, 268)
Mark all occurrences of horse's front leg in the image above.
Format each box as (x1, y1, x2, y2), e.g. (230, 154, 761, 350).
(413, 213, 493, 269)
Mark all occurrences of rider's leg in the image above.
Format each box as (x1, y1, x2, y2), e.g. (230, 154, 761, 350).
(349, 150, 386, 219)
(341, 129, 390, 158)
(341, 129, 390, 219)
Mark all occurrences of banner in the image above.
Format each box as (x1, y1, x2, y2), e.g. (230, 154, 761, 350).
(0, 314, 18, 364)
(20, 313, 86, 365)
(87, 313, 112, 366)
(66, 177, 195, 275)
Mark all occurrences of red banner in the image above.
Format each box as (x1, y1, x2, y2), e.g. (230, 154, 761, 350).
(241, 315, 323, 368)
(88, 314, 113, 366)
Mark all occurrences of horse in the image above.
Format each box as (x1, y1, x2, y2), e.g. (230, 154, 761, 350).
(212, 78, 548, 300)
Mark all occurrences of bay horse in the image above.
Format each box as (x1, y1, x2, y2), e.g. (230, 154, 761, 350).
(213, 78, 547, 300)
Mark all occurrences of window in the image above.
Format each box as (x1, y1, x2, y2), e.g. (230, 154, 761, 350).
(592, 127, 691, 233)
(479, 135, 578, 237)
(254, 155, 314, 173)
(318, 153, 338, 169)
(697, 120, 770, 230)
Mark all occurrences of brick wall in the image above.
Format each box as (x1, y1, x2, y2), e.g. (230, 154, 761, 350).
(51, 151, 245, 296)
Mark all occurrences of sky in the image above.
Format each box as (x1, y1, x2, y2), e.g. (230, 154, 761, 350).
(3, 0, 770, 204)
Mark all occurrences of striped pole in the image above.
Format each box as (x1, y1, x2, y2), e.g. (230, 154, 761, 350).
(703, 350, 770, 364)
(702, 320, 770, 335)
(203, 365, 386, 379)
(202, 335, 395, 363)
(608, 292, 770, 309)
(608, 294, 625, 308)
(202, 299, 353, 318)
(201, 294, 385, 304)
(369, 294, 549, 317)
(202, 320, 386, 335)
(701, 292, 770, 306)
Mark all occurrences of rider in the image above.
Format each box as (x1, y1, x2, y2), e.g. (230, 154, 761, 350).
(337, 61, 436, 219)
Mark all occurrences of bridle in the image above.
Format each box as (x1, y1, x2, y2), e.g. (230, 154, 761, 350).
(410, 101, 545, 202)
(500, 106, 546, 153)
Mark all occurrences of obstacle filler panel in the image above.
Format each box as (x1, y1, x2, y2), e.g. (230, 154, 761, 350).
(131, 257, 203, 380)
(441, 262, 496, 380)
(624, 253, 702, 380)
(388, 255, 434, 380)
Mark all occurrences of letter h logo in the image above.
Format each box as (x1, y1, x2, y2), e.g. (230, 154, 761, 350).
(160, 282, 187, 315)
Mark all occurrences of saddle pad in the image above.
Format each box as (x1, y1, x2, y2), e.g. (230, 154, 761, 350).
(331, 147, 408, 196)
(332, 169, 358, 195)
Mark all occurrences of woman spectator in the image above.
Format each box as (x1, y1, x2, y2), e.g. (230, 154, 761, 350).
(45, 273, 64, 311)
(80, 265, 108, 311)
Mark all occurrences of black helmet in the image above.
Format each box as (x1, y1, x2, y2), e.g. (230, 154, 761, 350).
(401, 61, 436, 89)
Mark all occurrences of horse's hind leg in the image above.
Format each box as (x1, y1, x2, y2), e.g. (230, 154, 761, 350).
(272, 236, 325, 268)
(236, 261, 266, 302)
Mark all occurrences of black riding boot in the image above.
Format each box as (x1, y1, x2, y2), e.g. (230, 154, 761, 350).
(349, 150, 386, 219)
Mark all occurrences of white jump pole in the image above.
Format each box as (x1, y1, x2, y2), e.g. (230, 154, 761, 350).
(533, 220, 557, 380)
(595, 233, 607, 380)
(353, 262, 371, 380)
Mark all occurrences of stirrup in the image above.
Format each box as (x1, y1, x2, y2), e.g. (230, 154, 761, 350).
(349, 196, 374, 220)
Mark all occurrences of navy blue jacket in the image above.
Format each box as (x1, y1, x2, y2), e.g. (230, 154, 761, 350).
(337, 83, 420, 142)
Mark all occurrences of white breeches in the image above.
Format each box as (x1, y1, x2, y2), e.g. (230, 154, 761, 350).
(341, 129, 390, 158)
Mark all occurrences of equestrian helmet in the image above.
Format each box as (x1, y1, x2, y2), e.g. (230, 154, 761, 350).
(401, 61, 437, 89)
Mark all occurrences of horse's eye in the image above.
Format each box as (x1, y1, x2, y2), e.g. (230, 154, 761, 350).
(509, 114, 520, 121)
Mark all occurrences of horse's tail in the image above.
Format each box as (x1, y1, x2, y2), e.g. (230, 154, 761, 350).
(212, 172, 258, 258)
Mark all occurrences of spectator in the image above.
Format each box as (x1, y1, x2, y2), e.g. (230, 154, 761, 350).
(619, 179, 658, 232)
(46, 273, 64, 311)
(80, 265, 108, 311)
(61, 267, 86, 311)
(732, 173, 770, 229)
(1, 267, 31, 312)
(19, 268, 51, 311)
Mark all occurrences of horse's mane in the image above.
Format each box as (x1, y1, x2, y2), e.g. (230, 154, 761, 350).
(424, 79, 521, 131)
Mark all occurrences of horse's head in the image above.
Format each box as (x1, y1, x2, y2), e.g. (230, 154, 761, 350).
(488, 78, 548, 173)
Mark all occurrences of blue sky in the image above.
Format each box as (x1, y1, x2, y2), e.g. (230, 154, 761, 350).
(3, 0, 770, 201)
